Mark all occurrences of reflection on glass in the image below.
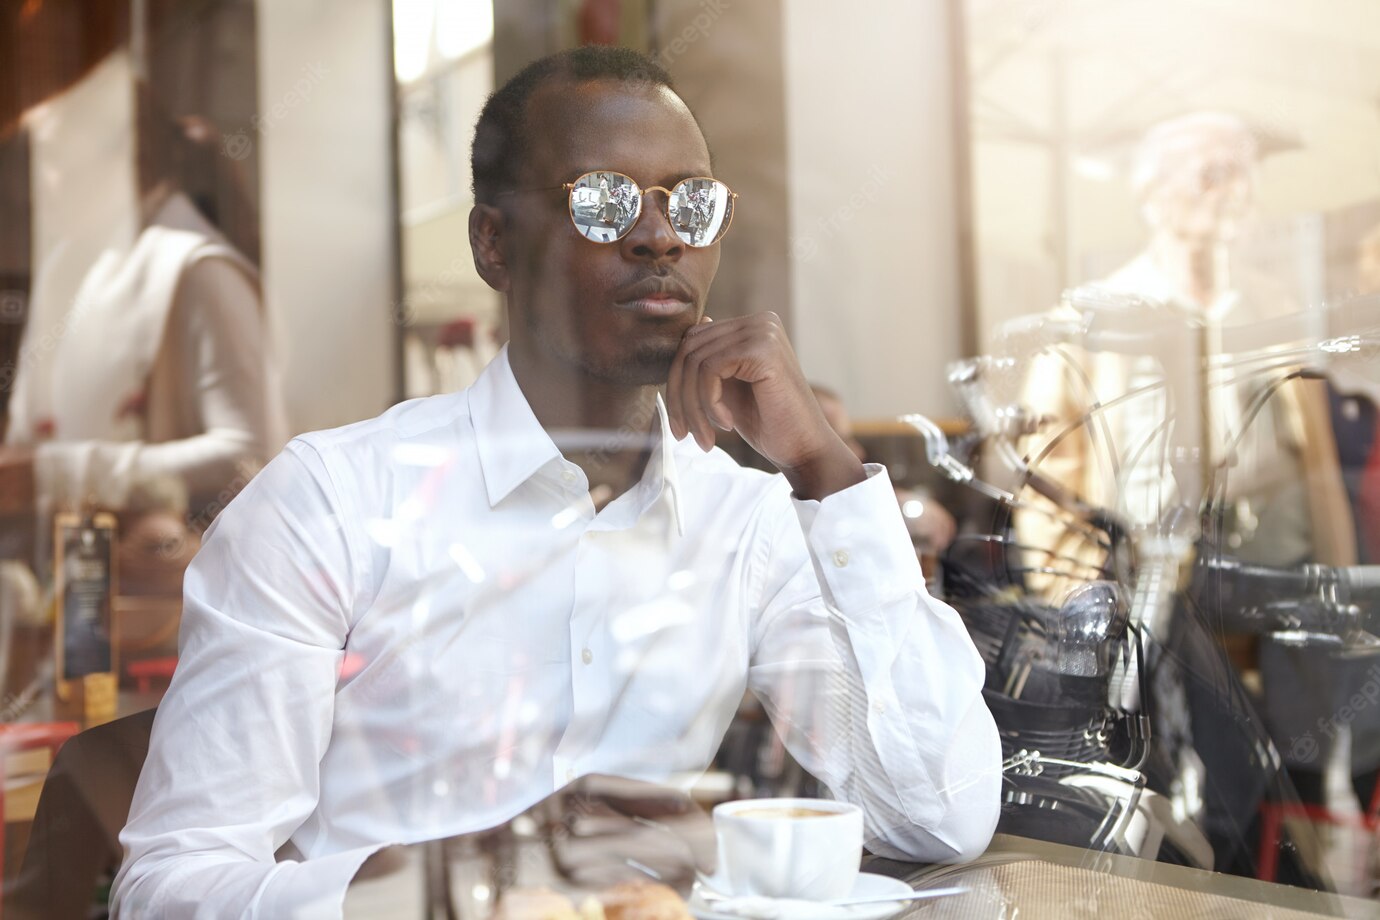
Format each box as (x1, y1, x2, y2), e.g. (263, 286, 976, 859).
(570, 171, 641, 242)
(668, 177, 730, 248)
(568, 172, 733, 247)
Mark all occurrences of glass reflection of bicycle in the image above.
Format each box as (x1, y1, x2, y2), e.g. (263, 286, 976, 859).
(904, 290, 1380, 888)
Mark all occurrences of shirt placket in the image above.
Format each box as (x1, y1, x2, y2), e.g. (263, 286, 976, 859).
(550, 462, 608, 789)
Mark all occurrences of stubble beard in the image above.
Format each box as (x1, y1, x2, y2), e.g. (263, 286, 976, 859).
(573, 340, 678, 387)
(525, 308, 680, 387)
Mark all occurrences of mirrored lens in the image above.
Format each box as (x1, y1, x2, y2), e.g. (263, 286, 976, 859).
(568, 171, 642, 243)
(668, 178, 733, 247)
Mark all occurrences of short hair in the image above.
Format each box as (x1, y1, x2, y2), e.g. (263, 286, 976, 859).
(471, 46, 680, 205)
(1130, 111, 1257, 200)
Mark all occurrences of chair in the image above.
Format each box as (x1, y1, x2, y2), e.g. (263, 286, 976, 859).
(1256, 773, 1380, 883)
(2, 709, 155, 920)
(125, 656, 178, 694)
(0, 721, 81, 918)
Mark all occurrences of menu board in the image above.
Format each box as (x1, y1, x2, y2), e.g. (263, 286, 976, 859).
(54, 512, 118, 690)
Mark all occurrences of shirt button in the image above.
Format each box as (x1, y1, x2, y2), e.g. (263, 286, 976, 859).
(873, 700, 887, 715)
(562, 469, 578, 484)
(833, 549, 850, 568)
(565, 767, 577, 783)
(581, 647, 593, 665)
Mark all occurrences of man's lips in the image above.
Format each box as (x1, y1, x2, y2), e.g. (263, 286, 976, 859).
(613, 277, 696, 317)
(617, 295, 693, 317)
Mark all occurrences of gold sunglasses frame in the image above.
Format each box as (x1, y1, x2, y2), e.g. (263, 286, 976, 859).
(559, 170, 739, 247)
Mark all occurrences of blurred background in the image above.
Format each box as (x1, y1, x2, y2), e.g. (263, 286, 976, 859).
(7, 0, 1376, 426)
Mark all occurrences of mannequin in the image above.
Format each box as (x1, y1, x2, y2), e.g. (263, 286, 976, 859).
(0, 44, 288, 920)
(0, 49, 287, 537)
(1018, 113, 1353, 571)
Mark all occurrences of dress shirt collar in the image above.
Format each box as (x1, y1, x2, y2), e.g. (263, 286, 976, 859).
(467, 345, 685, 535)
(642, 392, 686, 537)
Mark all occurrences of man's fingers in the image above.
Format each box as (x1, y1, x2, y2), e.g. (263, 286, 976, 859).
(688, 317, 739, 432)
(678, 332, 714, 450)
(668, 316, 767, 448)
(697, 350, 736, 433)
(686, 333, 759, 448)
(701, 370, 731, 433)
(668, 316, 725, 440)
(673, 317, 738, 449)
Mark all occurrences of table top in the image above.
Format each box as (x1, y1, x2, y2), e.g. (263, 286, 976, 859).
(868, 834, 1380, 919)
(345, 820, 1380, 919)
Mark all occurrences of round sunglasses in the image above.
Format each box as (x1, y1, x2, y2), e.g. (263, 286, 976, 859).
(532, 170, 738, 248)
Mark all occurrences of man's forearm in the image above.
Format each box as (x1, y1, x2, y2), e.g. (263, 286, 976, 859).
(767, 466, 1002, 859)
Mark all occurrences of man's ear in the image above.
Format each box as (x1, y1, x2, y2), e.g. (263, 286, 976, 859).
(469, 204, 510, 293)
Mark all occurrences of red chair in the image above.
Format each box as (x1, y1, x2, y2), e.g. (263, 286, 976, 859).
(125, 656, 179, 694)
(1257, 773, 1380, 881)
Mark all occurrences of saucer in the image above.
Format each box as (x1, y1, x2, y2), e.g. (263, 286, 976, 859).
(689, 872, 920, 920)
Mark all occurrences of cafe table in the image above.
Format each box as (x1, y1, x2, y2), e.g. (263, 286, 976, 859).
(344, 779, 1380, 920)
(872, 834, 1380, 919)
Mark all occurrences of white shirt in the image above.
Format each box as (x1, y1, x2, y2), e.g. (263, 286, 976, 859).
(113, 347, 1000, 919)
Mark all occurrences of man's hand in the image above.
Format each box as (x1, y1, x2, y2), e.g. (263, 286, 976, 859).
(0, 446, 35, 517)
(667, 313, 865, 500)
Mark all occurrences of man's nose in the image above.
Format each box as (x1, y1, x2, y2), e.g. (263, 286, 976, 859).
(620, 191, 685, 261)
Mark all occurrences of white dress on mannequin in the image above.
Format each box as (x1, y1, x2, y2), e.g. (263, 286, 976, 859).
(8, 50, 287, 519)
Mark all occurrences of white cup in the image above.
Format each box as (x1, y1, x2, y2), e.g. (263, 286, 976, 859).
(711, 798, 863, 900)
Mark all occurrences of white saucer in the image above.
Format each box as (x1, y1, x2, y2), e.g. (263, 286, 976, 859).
(689, 872, 920, 920)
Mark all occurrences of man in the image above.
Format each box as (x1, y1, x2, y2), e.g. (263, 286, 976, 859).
(112, 47, 999, 917)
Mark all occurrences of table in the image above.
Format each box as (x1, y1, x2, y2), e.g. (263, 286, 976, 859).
(873, 834, 1380, 919)
(346, 817, 1380, 919)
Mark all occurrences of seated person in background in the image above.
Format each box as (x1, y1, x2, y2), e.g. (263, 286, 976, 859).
(113, 47, 1000, 918)
(811, 383, 957, 559)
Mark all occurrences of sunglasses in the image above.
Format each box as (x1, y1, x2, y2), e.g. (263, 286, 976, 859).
(529, 170, 738, 248)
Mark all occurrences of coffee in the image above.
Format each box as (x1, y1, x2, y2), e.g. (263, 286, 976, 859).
(712, 798, 864, 900)
(730, 807, 838, 819)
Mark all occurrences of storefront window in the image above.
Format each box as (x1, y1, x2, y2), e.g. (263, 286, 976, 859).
(2, 1, 1379, 915)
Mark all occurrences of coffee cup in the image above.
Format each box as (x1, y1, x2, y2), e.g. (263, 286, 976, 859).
(711, 798, 863, 900)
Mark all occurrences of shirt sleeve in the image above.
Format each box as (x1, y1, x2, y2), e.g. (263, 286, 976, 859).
(745, 463, 1002, 862)
(34, 256, 286, 512)
(111, 439, 384, 919)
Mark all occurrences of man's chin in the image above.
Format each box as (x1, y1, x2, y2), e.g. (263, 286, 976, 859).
(585, 343, 677, 387)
